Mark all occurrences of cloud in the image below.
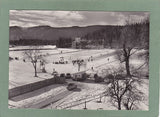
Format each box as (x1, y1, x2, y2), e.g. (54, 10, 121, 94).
(9, 10, 149, 27)
(10, 10, 84, 27)
(53, 11, 84, 21)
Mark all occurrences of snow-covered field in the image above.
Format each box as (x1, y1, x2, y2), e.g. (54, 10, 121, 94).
(9, 46, 149, 110)
(45, 79, 149, 110)
(9, 79, 148, 110)
(9, 47, 117, 88)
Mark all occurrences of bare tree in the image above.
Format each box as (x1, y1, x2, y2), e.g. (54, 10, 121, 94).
(118, 44, 137, 76)
(24, 46, 42, 77)
(107, 18, 149, 110)
(77, 60, 84, 71)
(116, 18, 141, 77)
(123, 86, 144, 110)
(116, 17, 149, 78)
(105, 70, 144, 110)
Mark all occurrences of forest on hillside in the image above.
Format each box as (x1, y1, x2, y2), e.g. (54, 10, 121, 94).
(82, 21, 149, 49)
(9, 20, 149, 49)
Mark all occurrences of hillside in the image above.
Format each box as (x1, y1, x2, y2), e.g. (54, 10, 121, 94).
(9, 22, 149, 49)
(9, 25, 108, 41)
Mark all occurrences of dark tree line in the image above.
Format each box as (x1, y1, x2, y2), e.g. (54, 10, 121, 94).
(56, 37, 72, 48)
(10, 39, 57, 46)
(83, 21, 149, 49)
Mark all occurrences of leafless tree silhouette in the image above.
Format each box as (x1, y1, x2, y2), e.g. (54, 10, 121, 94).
(24, 46, 43, 77)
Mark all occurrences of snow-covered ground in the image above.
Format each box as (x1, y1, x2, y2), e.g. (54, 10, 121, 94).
(9, 79, 148, 110)
(9, 46, 149, 110)
(44, 79, 148, 110)
(9, 48, 117, 88)
(9, 84, 67, 108)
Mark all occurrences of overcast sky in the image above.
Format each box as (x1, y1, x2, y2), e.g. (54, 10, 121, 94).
(9, 10, 149, 27)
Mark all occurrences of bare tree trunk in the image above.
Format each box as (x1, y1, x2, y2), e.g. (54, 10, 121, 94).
(125, 56, 131, 76)
(126, 106, 129, 110)
(78, 64, 80, 71)
(118, 99, 121, 110)
(124, 98, 130, 110)
(124, 103, 130, 110)
(34, 62, 38, 77)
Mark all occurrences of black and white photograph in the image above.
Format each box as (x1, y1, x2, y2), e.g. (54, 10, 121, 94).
(8, 10, 149, 110)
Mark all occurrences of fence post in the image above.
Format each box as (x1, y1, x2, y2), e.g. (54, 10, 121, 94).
(83, 101, 87, 109)
(99, 94, 102, 103)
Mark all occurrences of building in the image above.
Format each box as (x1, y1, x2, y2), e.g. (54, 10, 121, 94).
(72, 37, 82, 49)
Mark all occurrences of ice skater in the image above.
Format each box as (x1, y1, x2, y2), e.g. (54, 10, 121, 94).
(91, 66, 94, 71)
(107, 58, 109, 62)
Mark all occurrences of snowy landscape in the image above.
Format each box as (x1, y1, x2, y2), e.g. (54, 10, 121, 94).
(9, 46, 149, 110)
(9, 11, 149, 110)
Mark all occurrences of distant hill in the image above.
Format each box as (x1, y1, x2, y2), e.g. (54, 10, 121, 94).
(9, 23, 149, 49)
(9, 25, 109, 41)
